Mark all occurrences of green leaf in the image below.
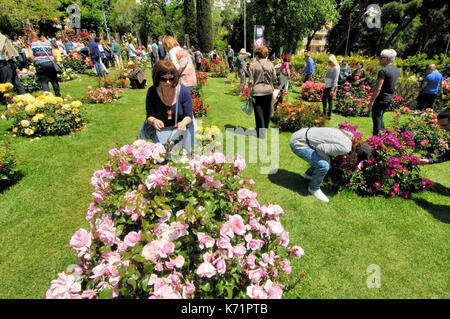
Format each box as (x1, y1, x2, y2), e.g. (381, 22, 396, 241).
(201, 281, 211, 292)
(98, 288, 113, 299)
(132, 254, 145, 263)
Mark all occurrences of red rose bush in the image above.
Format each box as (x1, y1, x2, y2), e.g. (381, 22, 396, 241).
(46, 141, 305, 299)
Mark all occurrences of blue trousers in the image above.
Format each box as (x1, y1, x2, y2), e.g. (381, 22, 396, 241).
(290, 146, 330, 191)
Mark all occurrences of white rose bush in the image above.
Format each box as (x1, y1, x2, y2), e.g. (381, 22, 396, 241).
(46, 140, 305, 299)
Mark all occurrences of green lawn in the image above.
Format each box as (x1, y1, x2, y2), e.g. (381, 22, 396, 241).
(0, 72, 448, 299)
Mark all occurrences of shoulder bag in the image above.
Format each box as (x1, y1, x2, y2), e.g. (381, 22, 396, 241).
(38, 42, 65, 74)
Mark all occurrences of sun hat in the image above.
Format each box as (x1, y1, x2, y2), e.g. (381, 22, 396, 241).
(239, 48, 250, 55)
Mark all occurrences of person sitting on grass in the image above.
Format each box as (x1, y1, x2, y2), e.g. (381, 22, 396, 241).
(128, 61, 147, 89)
(419, 107, 450, 165)
(290, 127, 372, 203)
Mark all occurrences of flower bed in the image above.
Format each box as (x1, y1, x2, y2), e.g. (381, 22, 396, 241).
(85, 85, 124, 104)
(435, 79, 449, 112)
(59, 68, 78, 82)
(327, 122, 435, 198)
(17, 68, 40, 93)
(334, 82, 372, 117)
(272, 100, 327, 132)
(209, 59, 230, 78)
(63, 52, 89, 74)
(0, 82, 14, 101)
(392, 107, 449, 158)
(3, 92, 85, 137)
(299, 81, 324, 102)
(0, 142, 22, 192)
(191, 92, 209, 118)
(194, 125, 222, 152)
(46, 141, 305, 299)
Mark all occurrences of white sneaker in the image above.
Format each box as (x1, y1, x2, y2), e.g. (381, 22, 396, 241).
(308, 187, 329, 203)
(302, 173, 312, 180)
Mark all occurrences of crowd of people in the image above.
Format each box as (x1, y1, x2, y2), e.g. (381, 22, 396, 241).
(1, 30, 448, 203)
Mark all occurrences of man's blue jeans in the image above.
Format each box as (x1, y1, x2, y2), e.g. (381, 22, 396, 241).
(291, 146, 330, 191)
(91, 56, 103, 76)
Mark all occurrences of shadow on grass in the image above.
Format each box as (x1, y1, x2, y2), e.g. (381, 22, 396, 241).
(224, 124, 257, 137)
(412, 182, 450, 224)
(0, 172, 24, 195)
(268, 168, 339, 198)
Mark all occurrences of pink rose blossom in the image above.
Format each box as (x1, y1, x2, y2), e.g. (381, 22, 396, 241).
(70, 229, 91, 251)
(124, 231, 142, 247)
(233, 244, 247, 259)
(196, 262, 216, 278)
(229, 214, 246, 236)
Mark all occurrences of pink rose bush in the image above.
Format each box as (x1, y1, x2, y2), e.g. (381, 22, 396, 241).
(300, 81, 325, 102)
(85, 86, 124, 104)
(46, 140, 305, 299)
(327, 122, 436, 198)
(334, 82, 372, 117)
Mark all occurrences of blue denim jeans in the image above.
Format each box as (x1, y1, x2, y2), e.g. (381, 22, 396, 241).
(291, 146, 330, 191)
(91, 56, 103, 76)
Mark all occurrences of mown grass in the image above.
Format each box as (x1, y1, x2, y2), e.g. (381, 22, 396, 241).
(0, 72, 448, 299)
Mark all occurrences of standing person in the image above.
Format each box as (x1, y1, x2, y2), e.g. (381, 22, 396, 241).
(226, 45, 234, 72)
(303, 52, 314, 82)
(88, 36, 102, 77)
(104, 40, 115, 68)
(51, 40, 62, 63)
(279, 54, 291, 93)
(416, 64, 444, 110)
(0, 32, 26, 95)
(127, 39, 137, 62)
(55, 35, 67, 57)
(322, 54, 340, 118)
(338, 59, 352, 85)
(158, 41, 166, 60)
(194, 48, 203, 71)
(151, 39, 159, 67)
(111, 38, 123, 70)
(162, 35, 197, 91)
(419, 107, 449, 165)
(97, 39, 109, 74)
(236, 48, 251, 96)
(367, 49, 400, 136)
(290, 127, 372, 203)
(248, 45, 277, 139)
(27, 32, 60, 96)
(12, 33, 27, 70)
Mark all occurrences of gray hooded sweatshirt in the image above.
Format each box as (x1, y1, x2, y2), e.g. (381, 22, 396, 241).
(290, 127, 353, 160)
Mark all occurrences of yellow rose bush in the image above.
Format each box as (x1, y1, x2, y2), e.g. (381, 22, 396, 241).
(2, 92, 86, 137)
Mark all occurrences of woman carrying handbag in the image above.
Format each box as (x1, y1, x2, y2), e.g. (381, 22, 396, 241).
(28, 32, 61, 97)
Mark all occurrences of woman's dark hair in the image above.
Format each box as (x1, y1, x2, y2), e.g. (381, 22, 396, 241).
(349, 139, 372, 163)
(283, 54, 291, 63)
(152, 60, 180, 88)
(95, 36, 101, 43)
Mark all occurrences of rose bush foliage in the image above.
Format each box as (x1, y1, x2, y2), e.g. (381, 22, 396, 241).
(272, 100, 328, 132)
(46, 141, 305, 299)
(3, 92, 85, 137)
(327, 122, 435, 198)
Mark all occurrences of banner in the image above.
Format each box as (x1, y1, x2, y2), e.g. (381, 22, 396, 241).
(254, 25, 265, 47)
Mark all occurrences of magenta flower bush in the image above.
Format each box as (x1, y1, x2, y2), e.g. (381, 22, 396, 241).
(327, 122, 435, 198)
(46, 141, 305, 299)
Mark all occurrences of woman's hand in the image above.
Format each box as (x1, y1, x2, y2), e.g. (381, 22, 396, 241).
(176, 122, 187, 131)
(153, 119, 165, 131)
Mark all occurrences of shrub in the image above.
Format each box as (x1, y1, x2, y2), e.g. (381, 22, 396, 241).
(334, 82, 372, 117)
(3, 92, 86, 137)
(63, 52, 89, 74)
(435, 79, 450, 112)
(209, 59, 230, 78)
(392, 107, 449, 158)
(17, 68, 40, 93)
(327, 122, 435, 198)
(201, 59, 211, 72)
(45, 141, 305, 299)
(85, 85, 124, 104)
(300, 81, 324, 102)
(0, 142, 22, 192)
(194, 125, 222, 152)
(272, 100, 328, 132)
(59, 68, 79, 82)
(191, 92, 209, 118)
(0, 82, 14, 102)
